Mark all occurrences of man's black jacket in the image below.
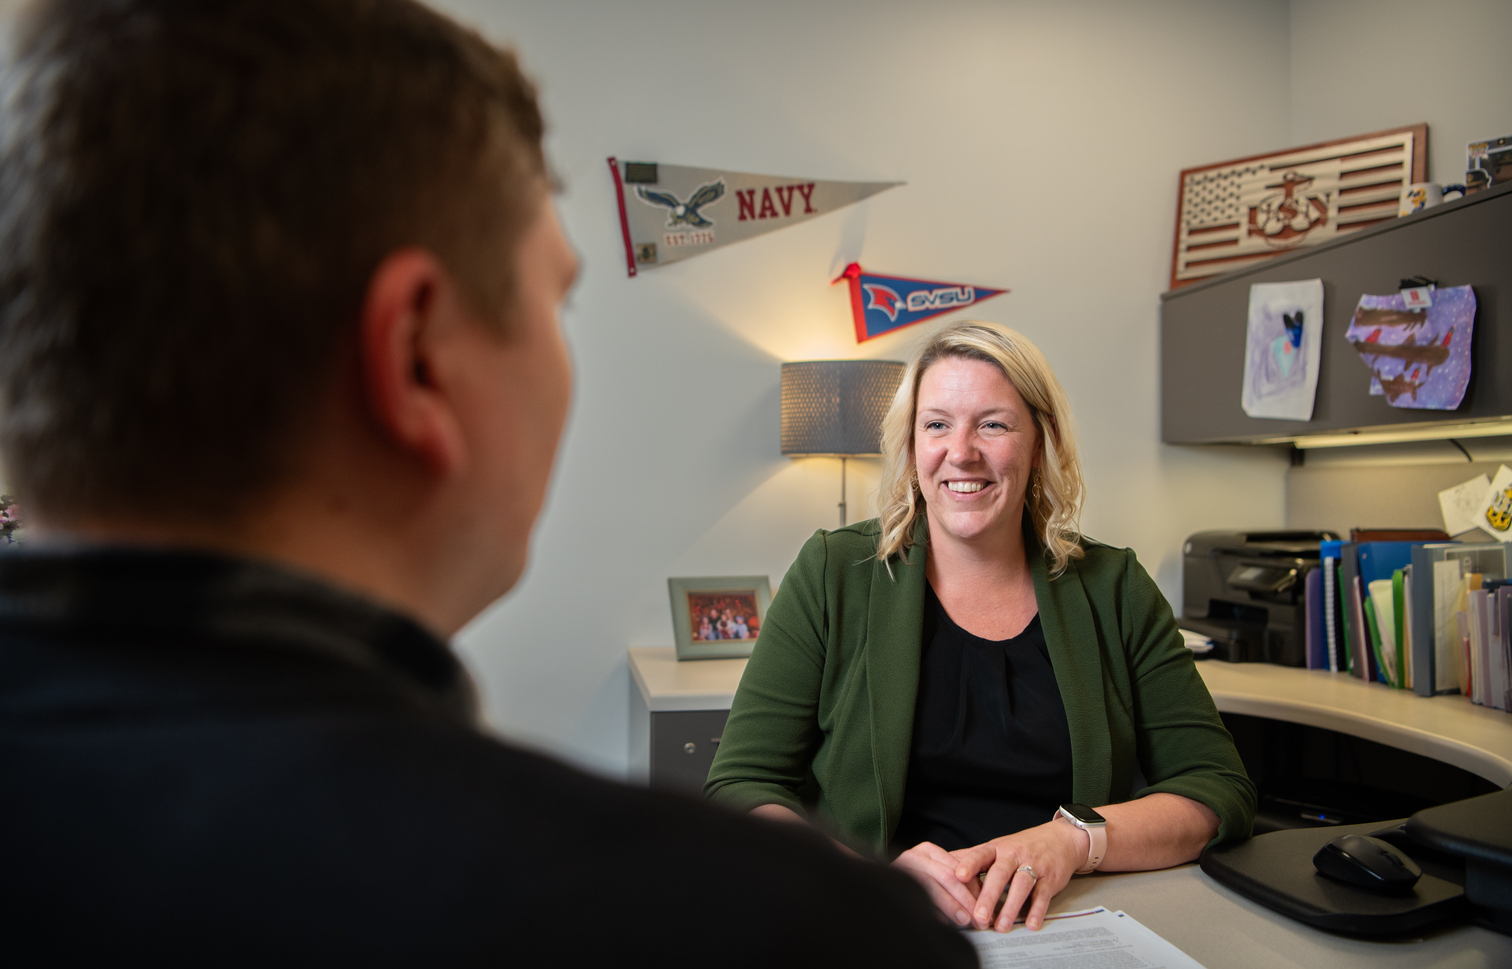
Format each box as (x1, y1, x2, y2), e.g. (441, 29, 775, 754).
(0, 548, 976, 966)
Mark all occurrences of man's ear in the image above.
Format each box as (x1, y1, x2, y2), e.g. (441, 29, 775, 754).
(358, 248, 470, 477)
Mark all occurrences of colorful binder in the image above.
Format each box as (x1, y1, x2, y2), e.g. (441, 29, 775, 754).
(1321, 539, 1343, 673)
(1411, 544, 1510, 697)
(1305, 567, 1326, 670)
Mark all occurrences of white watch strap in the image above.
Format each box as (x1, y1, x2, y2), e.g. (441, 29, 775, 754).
(1080, 818, 1106, 873)
(1054, 807, 1107, 873)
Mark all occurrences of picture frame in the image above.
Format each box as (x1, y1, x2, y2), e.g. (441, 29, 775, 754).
(668, 575, 772, 661)
(1170, 124, 1427, 290)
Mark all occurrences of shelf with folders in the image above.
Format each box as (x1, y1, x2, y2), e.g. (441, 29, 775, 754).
(1309, 539, 1509, 710)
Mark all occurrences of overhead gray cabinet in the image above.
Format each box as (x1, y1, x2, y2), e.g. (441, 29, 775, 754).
(1161, 183, 1510, 445)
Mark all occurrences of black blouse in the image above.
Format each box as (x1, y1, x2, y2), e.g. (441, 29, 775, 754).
(892, 584, 1075, 853)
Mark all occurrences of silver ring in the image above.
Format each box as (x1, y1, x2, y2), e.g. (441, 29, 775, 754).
(1017, 865, 1038, 882)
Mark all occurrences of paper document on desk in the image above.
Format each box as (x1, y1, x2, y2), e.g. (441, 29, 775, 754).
(966, 906, 1206, 968)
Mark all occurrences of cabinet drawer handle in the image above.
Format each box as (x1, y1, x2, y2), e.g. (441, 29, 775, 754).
(683, 742, 696, 754)
(711, 737, 722, 746)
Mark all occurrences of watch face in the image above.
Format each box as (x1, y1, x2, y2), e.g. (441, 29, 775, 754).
(1061, 803, 1106, 825)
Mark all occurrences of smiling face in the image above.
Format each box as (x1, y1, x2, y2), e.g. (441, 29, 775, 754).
(913, 355, 1041, 549)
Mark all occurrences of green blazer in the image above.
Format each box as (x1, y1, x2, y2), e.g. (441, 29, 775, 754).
(705, 518, 1255, 856)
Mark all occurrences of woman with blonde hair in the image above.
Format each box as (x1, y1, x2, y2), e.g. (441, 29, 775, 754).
(706, 321, 1253, 933)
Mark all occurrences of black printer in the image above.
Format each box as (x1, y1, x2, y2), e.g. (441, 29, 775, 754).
(1181, 530, 1338, 666)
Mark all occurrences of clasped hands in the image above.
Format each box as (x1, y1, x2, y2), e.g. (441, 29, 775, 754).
(893, 818, 1090, 933)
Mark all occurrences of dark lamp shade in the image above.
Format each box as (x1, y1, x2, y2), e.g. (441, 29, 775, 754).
(780, 360, 905, 456)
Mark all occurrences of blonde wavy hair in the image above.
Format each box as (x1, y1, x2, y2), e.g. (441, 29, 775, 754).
(875, 321, 1085, 577)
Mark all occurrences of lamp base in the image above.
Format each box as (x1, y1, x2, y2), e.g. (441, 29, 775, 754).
(838, 456, 847, 528)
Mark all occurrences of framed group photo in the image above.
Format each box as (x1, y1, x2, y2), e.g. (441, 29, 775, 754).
(667, 575, 772, 661)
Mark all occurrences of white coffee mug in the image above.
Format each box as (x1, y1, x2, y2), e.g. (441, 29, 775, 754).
(1399, 182, 1443, 216)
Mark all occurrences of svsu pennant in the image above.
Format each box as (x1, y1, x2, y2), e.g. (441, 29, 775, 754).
(835, 264, 1007, 342)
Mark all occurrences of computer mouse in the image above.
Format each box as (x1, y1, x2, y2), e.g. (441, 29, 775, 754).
(1313, 834, 1422, 893)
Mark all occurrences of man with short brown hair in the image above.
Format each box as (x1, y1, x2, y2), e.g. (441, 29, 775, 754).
(0, 1, 975, 964)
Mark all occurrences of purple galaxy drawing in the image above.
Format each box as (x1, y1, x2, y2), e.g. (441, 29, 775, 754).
(1344, 285, 1475, 410)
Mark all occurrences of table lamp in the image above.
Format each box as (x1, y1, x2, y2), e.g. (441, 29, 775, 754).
(780, 359, 905, 527)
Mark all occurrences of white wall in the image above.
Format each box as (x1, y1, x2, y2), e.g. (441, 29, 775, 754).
(1290, 0, 1512, 189)
(436, 0, 1306, 778)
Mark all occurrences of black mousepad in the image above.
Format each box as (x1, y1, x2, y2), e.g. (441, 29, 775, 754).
(1200, 821, 1466, 936)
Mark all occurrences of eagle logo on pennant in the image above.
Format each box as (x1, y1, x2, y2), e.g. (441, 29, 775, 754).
(635, 180, 727, 228)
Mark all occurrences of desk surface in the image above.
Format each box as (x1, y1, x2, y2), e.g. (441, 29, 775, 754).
(628, 647, 1512, 784)
(1196, 662, 1512, 787)
(630, 647, 1512, 964)
(1049, 864, 1512, 969)
(628, 646, 748, 712)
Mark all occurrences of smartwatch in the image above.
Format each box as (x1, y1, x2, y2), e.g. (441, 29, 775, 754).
(1053, 803, 1107, 873)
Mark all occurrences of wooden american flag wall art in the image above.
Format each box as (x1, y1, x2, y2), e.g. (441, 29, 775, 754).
(1170, 124, 1427, 290)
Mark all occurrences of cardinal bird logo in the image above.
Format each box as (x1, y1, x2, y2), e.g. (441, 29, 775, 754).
(863, 283, 904, 321)
(635, 179, 727, 228)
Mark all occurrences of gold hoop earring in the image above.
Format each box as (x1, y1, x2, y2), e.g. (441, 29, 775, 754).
(1031, 475, 1042, 502)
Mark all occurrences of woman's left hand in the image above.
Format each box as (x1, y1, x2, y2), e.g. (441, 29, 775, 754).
(892, 840, 982, 926)
(949, 819, 1088, 932)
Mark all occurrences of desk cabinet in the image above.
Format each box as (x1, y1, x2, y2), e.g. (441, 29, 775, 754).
(647, 709, 729, 793)
(628, 647, 746, 793)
